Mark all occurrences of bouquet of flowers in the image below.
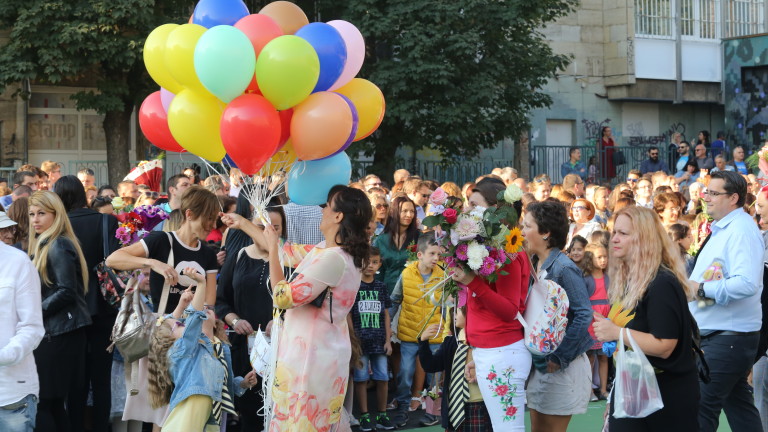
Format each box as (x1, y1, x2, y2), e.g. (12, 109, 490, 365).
(115, 205, 169, 246)
(409, 185, 525, 339)
(423, 184, 525, 283)
(746, 143, 768, 176)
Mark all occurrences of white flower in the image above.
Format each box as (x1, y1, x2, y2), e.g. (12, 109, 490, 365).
(503, 184, 523, 203)
(466, 241, 489, 270)
(428, 204, 445, 215)
(451, 214, 484, 243)
(469, 206, 486, 218)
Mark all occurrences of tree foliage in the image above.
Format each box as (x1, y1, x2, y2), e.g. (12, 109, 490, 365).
(0, 0, 189, 184)
(331, 0, 577, 176)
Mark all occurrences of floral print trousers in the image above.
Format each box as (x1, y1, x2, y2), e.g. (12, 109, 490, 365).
(472, 340, 531, 431)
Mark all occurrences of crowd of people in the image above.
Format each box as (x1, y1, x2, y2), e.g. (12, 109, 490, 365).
(1, 138, 768, 432)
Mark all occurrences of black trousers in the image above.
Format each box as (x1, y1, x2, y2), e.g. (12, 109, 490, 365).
(69, 313, 116, 432)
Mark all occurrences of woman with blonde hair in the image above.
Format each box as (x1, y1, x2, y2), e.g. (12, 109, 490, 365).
(439, 181, 462, 199)
(593, 206, 698, 431)
(28, 190, 91, 431)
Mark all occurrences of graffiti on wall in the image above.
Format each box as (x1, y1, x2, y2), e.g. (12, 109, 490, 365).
(582, 118, 612, 140)
(625, 122, 688, 147)
(723, 35, 768, 151)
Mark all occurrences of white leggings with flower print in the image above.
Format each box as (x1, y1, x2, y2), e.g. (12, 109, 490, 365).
(473, 340, 532, 431)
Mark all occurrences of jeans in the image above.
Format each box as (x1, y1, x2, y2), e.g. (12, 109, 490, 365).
(396, 342, 439, 406)
(699, 333, 762, 432)
(0, 394, 37, 432)
(753, 355, 768, 432)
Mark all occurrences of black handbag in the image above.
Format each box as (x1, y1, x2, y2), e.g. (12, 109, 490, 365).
(613, 150, 627, 166)
(94, 214, 132, 309)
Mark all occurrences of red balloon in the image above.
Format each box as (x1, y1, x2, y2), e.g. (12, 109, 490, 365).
(220, 94, 282, 175)
(139, 91, 185, 153)
(278, 108, 293, 146)
(235, 14, 284, 94)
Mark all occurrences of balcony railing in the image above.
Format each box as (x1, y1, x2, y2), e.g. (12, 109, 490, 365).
(635, 0, 765, 40)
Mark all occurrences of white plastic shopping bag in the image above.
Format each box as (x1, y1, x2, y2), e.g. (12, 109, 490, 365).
(612, 328, 664, 418)
(249, 328, 271, 377)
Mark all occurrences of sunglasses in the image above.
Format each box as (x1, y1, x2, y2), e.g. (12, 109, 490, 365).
(94, 196, 113, 203)
(572, 206, 588, 211)
(375, 203, 389, 209)
(143, 191, 159, 198)
(319, 203, 327, 209)
(421, 194, 431, 198)
(626, 178, 639, 182)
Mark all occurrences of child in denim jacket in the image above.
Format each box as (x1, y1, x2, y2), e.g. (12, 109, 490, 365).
(148, 267, 257, 431)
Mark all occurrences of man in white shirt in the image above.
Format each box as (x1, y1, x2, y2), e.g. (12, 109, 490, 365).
(0, 242, 44, 431)
(689, 171, 764, 431)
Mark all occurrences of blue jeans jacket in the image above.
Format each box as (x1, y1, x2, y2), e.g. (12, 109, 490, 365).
(534, 250, 594, 369)
(168, 308, 246, 423)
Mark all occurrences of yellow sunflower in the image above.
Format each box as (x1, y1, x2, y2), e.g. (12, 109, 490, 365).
(505, 227, 524, 253)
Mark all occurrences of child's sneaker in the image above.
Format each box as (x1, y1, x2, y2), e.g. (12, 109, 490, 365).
(376, 412, 395, 430)
(358, 413, 375, 432)
(419, 413, 440, 426)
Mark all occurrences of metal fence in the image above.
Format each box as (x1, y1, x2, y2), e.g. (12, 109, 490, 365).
(529, 144, 666, 185)
(68, 160, 200, 191)
(352, 158, 511, 186)
(59, 145, 665, 194)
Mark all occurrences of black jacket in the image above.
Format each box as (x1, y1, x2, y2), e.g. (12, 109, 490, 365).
(68, 208, 119, 316)
(40, 237, 92, 337)
(418, 336, 457, 430)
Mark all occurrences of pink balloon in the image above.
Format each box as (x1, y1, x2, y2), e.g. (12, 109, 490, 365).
(160, 88, 175, 113)
(327, 20, 365, 91)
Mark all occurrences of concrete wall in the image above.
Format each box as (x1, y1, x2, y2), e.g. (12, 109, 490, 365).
(529, 0, 724, 162)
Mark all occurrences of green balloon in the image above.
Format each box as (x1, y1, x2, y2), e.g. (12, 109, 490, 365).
(194, 25, 256, 103)
(256, 35, 320, 110)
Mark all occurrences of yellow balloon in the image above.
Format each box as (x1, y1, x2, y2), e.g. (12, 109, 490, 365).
(167, 89, 226, 161)
(335, 78, 386, 141)
(164, 24, 209, 94)
(144, 24, 183, 94)
(260, 140, 297, 176)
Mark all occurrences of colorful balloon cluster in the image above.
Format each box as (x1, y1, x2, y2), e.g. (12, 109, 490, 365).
(138, 0, 385, 196)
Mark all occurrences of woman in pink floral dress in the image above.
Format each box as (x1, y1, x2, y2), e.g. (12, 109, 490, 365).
(262, 186, 373, 432)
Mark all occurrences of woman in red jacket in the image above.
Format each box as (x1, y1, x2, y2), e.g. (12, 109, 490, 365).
(452, 178, 531, 431)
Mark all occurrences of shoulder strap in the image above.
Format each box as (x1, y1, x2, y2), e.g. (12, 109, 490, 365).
(237, 247, 247, 263)
(157, 232, 175, 315)
(101, 214, 110, 260)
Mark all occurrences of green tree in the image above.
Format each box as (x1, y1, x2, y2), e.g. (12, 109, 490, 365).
(332, 0, 577, 178)
(0, 0, 189, 185)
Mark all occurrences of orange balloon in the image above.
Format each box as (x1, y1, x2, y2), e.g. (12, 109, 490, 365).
(259, 1, 309, 35)
(291, 92, 354, 161)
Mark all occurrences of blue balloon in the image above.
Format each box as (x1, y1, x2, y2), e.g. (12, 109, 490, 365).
(295, 23, 347, 93)
(223, 154, 238, 168)
(287, 152, 351, 205)
(193, 0, 249, 28)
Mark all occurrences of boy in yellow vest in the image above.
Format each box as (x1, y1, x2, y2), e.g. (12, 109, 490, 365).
(390, 233, 445, 427)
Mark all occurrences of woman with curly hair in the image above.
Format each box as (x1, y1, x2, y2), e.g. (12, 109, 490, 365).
(521, 200, 593, 432)
(221, 185, 373, 430)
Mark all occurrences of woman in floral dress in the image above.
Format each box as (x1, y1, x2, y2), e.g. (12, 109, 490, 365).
(261, 186, 373, 432)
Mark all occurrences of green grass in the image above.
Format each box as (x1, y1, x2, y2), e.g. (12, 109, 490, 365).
(403, 401, 734, 431)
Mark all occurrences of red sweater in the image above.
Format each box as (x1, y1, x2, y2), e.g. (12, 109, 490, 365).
(465, 252, 530, 348)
